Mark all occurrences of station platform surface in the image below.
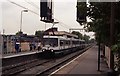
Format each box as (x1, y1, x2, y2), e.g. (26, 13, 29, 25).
(51, 46, 109, 75)
(1, 50, 42, 59)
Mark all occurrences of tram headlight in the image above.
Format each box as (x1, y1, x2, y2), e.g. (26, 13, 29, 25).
(51, 49, 54, 52)
(42, 49, 45, 52)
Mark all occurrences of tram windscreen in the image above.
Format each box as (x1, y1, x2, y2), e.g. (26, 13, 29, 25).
(43, 38, 58, 47)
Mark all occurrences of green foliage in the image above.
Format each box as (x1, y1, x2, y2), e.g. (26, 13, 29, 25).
(87, 3, 111, 21)
(78, 2, 120, 74)
(16, 31, 23, 36)
(83, 34, 90, 43)
(86, 3, 111, 46)
(77, 2, 120, 73)
(77, 2, 120, 46)
(35, 30, 44, 38)
(72, 31, 83, 39)
(71, 31, 90, 42)
(84, 35, 90, 42)
(89, 38, 95, 43)
(112, 43, 120, 74)
(112, 44, 120, 53)
(87, 19, 110, 45)
(111, 33, 120, 74)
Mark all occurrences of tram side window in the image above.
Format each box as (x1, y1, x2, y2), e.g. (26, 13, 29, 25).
(72, 41, 75, 45)
(68, 41, 70, 45)
(80, 41, 81, 44)
(77, 41, 79, 44)
(75, 41, 77, 45)
(81, 41, 82, 44)
(60, 40, 64, 46)
(78, 41, 80, 45)
(66, 41, 69, 45)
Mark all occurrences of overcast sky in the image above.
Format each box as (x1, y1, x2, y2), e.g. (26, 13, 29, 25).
(1, 0, 94, 38)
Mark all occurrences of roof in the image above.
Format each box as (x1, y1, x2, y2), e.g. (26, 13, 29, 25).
(48, 31, 78, 38)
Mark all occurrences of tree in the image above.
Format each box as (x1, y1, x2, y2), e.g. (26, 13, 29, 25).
(71, 31, 83, 39)
(16, 31, 23, 36)
(35, 30, 44, 39)
(86, 2, 120, 46)
(89, 38, 95, 43)
(77, 2, 120, 74)
(83, 34, 90, 43)
(86, 3, 111, 46)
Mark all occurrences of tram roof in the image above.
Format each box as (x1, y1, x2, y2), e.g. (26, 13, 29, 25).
(43, 35, 85, 42)
(47, 31, 78, 38)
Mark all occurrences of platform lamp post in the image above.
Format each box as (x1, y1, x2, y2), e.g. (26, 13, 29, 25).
(20, 10, 28, 32)
(19, 10, 28, 52)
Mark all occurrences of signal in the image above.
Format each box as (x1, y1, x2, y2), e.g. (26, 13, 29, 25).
(76, 2, 87, 25)
(40, 0, 54, 23)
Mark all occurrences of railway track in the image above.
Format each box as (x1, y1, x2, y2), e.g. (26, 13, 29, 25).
(2, 59, 38, 72)
(2, 46, 92, 76)
(37, 46, 92, 75)
(2, 59, 51, 76)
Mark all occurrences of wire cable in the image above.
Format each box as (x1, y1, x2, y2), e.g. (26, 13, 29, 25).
(24, 0, 39, 9)
(53, 17, 72, 28)
(7, 0, 39, 16)
(7, 0, 72, 30)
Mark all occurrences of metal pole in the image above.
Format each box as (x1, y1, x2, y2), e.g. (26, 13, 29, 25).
(19, 11, 23, 52)
(3, 29, 5, 35)
(69, 29, 71, 33)
(45, 23, 46, 30)
(20, 10, 28, 32)
(52, 22, 55, 35)
(19, 10, 28, 52)
(110, 2, 115, 71)
(20, 11, 23, 32)
(98, 33, 101, 71)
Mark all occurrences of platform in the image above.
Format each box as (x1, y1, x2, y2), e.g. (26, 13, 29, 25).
(50, 46, 109, 75)
(1, 50, 42, 59)
(1, 50, 42, 67)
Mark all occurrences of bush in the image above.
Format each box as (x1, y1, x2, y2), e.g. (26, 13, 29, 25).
(112, 43, 120, 75)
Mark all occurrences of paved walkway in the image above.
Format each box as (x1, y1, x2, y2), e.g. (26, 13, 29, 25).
(51, 46, 109, 75)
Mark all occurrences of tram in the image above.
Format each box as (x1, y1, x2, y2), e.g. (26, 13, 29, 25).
(40, 31, 85, 58)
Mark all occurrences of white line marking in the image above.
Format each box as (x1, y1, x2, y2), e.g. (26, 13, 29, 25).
(49, 50, 87, 76)
(3, 52, 36, 58)
(3, 51, 42, 59)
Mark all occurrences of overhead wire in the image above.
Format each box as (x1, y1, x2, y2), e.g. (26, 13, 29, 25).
(7, 0, 72, 30)
(24, 0, 39, 9)
(54, 18, 72, 28)
(23, 0, 72, 29)
(7, 0, 39, 16)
